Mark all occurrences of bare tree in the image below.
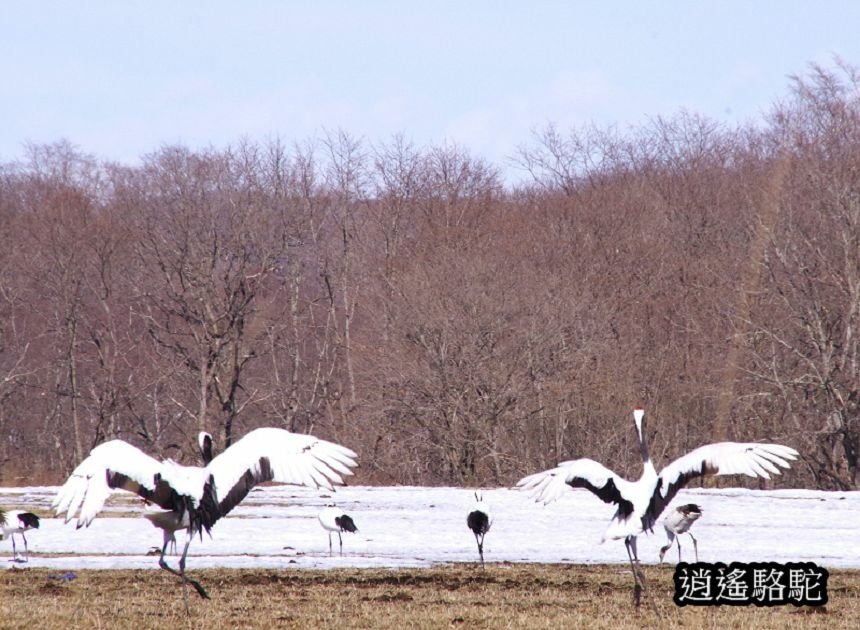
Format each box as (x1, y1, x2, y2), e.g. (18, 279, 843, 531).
(120, 146, 296, 446)
(737, 62, 860, 488)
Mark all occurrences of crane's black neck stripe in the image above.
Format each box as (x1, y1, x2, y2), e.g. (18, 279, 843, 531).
(200, 434, 214, 465)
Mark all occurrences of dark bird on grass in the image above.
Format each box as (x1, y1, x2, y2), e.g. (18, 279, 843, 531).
(318, 505, 358, 554)
(467, 492, 492, 567)
(53, 429, 358, 599)
(1, 509, 40, 563)
(659, 503, 702, 563)
(517, 407, 798, 607)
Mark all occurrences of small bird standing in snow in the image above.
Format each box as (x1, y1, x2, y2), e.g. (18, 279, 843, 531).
(0, 508, 41, 563)
(319, 505, 358, 555)
(466, 492, 492, 567)
(659, 503, 702, 563)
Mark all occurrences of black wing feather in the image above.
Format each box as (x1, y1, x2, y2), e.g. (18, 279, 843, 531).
(216, 456, 274, 519)
(644, 461, 710, 531)
(569, 476, 634, 519)
(107, 470, 180, 510)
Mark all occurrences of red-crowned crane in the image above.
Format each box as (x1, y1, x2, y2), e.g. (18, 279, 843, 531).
(142, 431, 215, 557)
(466, 492, 492, 567)
(1, 509, 40, 563)
(53, 429, 358, 598)
(318, 505, 358, 554)
(659, 503, 702, 563)
(517, 407, 798, 607)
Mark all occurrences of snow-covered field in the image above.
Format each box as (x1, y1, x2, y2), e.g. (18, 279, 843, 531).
(2, 484, 858, 571)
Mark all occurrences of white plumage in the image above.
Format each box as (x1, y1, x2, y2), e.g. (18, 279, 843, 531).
(659, 503, 702, 563)
(53, 428, 358, 598)
(1, 509, 41, 563)
(517, 407, 798, 606)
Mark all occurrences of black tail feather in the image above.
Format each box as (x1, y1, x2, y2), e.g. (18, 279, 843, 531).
(467, 510, 490, 535)
(18, 513, 40, 529)
(335, 514, 358, 533)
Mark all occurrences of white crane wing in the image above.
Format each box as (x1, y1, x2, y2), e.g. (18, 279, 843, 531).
(517, 458, 633, 515)
(51, 440, 167, 528)
(206, 428, 358, 518)
(647, 442, 798, 524)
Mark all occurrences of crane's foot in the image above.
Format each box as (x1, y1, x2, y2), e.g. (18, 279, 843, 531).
(159, 558, 211, 599)
(185, 575, 210, 599)
(631, 565, 662, 618)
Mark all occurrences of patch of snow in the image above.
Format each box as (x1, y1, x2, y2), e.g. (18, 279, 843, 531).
(2, 485, 858, 570)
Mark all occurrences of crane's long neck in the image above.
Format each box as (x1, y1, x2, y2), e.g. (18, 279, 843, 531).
(638, 427, 650, 465)
(198, 432, 214, 465)
(633, 408, 651, 466)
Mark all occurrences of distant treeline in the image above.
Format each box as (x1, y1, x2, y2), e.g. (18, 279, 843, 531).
(1, 62, 858, 489)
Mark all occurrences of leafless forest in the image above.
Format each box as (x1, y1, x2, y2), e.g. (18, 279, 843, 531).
(1, 64, 858, 489)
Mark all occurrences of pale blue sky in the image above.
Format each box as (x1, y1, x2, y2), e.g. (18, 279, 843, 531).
(3, 2, 859, 181)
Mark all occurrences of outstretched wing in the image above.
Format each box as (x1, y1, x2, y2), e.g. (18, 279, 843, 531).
(516, 458, 634, 518)
(52, 440, 173, 528)
(646, 442, 798, 528)
(207, 428, 358, 518)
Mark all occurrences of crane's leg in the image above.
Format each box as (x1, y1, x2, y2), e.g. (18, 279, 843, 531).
(328, 532, 333, 555)
(157, 535, 172, 574)
(10, 534, 19, 562)
(476, 533, 485, 568)
(177, 534, 209, 598)
(676, 537, 683, 564)
(158, 532, 210, 599)
(689, 533, 698, 562)
(157, 530, 177, 557)
(625, 536, 662, 617)
(21, 532, 29, 562)
(658, 531, 675, 563)
(625, 536, 645, 607)
(338, 531, 343, 555)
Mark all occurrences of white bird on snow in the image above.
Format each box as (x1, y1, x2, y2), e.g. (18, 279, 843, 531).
(659, 503, 702, 563)
(466, 492, 492, 567)
(1, 508, 41, 562)
(517, 407, 798, 607)
(52, 428, 358, 598)
(318, 505, 358, 554)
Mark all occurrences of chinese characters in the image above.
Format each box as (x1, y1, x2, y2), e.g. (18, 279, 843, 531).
(673, 562, 828, 606)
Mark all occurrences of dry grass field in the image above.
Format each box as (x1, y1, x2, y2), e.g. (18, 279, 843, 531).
(1, 563, 856, 629)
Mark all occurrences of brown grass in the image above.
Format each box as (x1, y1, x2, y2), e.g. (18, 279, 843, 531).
(1, 563, 855, 629)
